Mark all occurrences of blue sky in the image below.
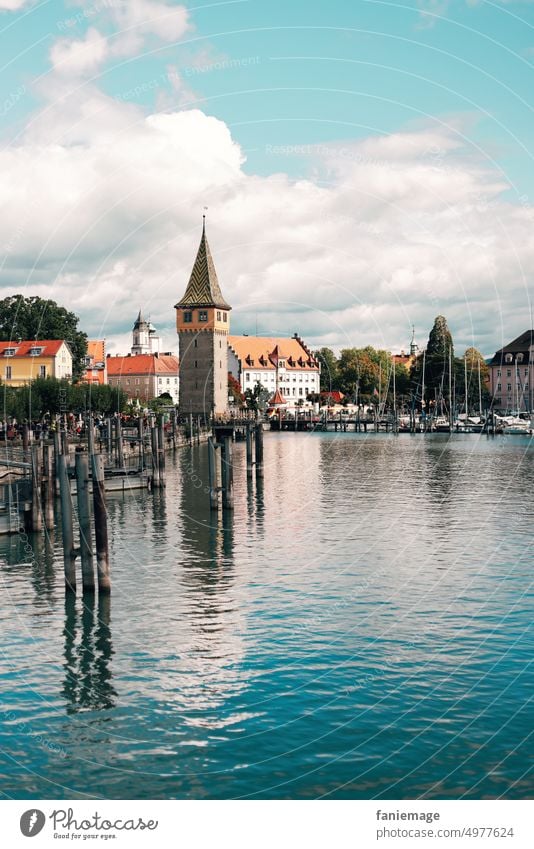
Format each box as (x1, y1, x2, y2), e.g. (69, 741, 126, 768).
(0, 0, 533, 354)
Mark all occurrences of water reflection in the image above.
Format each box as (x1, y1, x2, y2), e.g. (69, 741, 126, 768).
(62, 594, 116, 714)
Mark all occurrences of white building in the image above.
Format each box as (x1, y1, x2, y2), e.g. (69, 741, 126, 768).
(228, 334, 320, 406)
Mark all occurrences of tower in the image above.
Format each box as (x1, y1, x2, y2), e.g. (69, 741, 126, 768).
(175, 219, 231, 417)
(131, 310, 151, 355)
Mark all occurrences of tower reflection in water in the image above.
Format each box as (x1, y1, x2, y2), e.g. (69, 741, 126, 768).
(62, 594, 116, 714)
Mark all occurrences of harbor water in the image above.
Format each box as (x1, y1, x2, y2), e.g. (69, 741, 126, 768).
(0, 432, 532, 799)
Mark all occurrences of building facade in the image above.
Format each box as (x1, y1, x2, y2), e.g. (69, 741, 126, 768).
(82, 340, 107, 385)
(131, 310, 160, 355)
(487, 330, 534, 411)
(228, 334, 320, 406)
(175, 220, 231, 416)
(0, 340, 72, 386)
(107, 353, 179, 404)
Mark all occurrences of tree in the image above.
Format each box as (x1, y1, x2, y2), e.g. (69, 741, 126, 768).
(455, 347, 490, 412)
(244, 381, 271, 412)
(228, 374, 245, 406)
(412, 315, 454, 411)
(0, 377, 127, 420)
(0, 295, 88, 380)
(314, 347, 339, 393)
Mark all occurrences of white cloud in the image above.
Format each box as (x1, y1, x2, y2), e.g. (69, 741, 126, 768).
(50, 28, 109, 76)
(0, 83, 532, 357)
(0, 0, 32, 9)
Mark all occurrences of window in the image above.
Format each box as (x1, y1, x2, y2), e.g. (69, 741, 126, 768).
(39, 365, 46, 378)
(135, 378, 140, 385)
(497, 369, 501, 376)
(217, 311, 221, 321)
(505, 353, 513, 363)
(497, 383, 501, 391)
(30, 347, 43, 357)
(525, 368, 528, 376)
(195, 360, 198, 368)
(517, 353, 524, 363)
(198, 310, 208, 322)
(223, 313, 227, 322)
(184, 311, 193, 323)
(507, 369, 511, 377)
(84, 355, 92, 366)
(246, 373, 250, 381)
(219, 340, 222, 348)
(126, 379, 130, 385)
(166, 378, 170, 384)
(3, 348, 16, 357)
(507, 383, 512, 391)
(194, 338, 198, 348)
(5, 365, 11, 379)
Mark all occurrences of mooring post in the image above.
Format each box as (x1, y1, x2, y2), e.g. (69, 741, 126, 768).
(171, 410, 176, 450)
(42, 443, 54, 529)
(106, 417, 112, 458)
(58, 453, 76, 593)
(207, 436, 219, 510)
(196, 415, 201, 445)
(138, 417, 145, 471)
(116, 416, 124, 469)
(22, 422, 29, 459)
(157, 419, 166, 487)
(30, 443, 43, 531)
(53, 429, 61, 495)
(75, 450, 95, 593)
(255, 422, 264, 479)
(150, 421, 160, 488)
(188, 413, 193, 446)
(221, 435, 234, 510)
(61, 428, 69, 460)
(246, 423, 253, 477)
(91, 453, 110, 594)
(87, 413, 95, 457)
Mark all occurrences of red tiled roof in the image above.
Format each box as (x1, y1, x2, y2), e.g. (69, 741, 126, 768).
(0, 340, 66, 357)
(269, 389, 286, 405)
(320, 390, 344, 403)
(107, 354, 178, 376)
(87, 340, 105, 362)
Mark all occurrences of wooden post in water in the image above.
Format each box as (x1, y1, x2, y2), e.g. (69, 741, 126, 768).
(150, 423, 160, 488)
(106, 417, 112, 459)
(197, 415, 201, 445)
(220, 435, 234, 511)
(116, 416, 124, 469)
(171, 410, 177, 450)
(188, 413, 193, 446)
(138, 417, 145, 471)
(75, 451, 95, 593)
(53, 429, 61, 495)
(87, 414, 95, 457)
(207, 436, 219, 511)
(91, 453, 110, 594)
(246, 423, 253, 477)
(255, 422, 264, 478)
(42, 443, 55, 529)
(61, 429, 69, 459)
(157, 419, 166, 487)
(58, 453, 76, 593)
(30, 443, 43, 531)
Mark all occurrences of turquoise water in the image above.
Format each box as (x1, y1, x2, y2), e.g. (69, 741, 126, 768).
(0, 432, 532, 799)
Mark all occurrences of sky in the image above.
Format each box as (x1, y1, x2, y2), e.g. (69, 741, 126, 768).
(0, 0, 533, 357)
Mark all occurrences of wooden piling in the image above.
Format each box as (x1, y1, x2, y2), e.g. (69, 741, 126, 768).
(255, 422, 264, 478)
(157, 420, 166, 487)
(188, 413, 193, 446)
(42, 443, 55, 529)
(138, 417, 145, 471)
(53, 429, 61, 495)
(30, 443, 43, 531)
(61, 429, 69, 458)
(58, 453, 76, 593)
(75, 451, 95, 593)
(246, 423, 253, 476)
(171, 410, 177, 450)
(220, 435, 234, 510)
(91, 453, 110, 594)
(150, 424, 160, 488)
(22, 422, 29, 458)
(106, 417, 113, 457)
(116, 416, 124, 469)
(207, 436, 219, 510)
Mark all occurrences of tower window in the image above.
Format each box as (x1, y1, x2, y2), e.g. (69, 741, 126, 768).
(198, 310, 208, 322)
(195, 360, 198, 368)
(223, 313, 227, 322)
(217, 311, 221, 321)
(184, 311, 193, 323)
(194, 339, 198, 348)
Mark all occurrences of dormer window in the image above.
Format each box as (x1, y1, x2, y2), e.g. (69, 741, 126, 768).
(516, 353, 524, 363)
(279, 359, 286, 369)
(298, 357, 305, 367)
(287, 356, 295, 367)
(3, 348, 16, 357)
(29, 347, 44, 357)
(505, 353, 513, 363)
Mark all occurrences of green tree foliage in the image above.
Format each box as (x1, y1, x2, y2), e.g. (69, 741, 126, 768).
(411, 315, 454, 409)
(244, 381, 271, 411)
(0, 377, 126, 420)
(228, 374, 245, 406)
(455, 347, 491, 412)
(0, 295, 88, 380)
(314, 347, 339, 392)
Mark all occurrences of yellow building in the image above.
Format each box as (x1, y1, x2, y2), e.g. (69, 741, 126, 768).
(0, 340, 72, 386)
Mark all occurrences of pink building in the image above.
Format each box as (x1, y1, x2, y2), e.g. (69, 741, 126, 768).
(487, 330, 534, 412)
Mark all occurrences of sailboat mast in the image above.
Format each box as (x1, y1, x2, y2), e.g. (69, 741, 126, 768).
(478, 358, 482, 415)
(449, 346, 453, 432)
(464, 353, 468, 417)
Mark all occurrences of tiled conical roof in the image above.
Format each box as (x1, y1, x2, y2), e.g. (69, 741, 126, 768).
(175, 221, 231, 310)
(269, 388, 286, 406)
